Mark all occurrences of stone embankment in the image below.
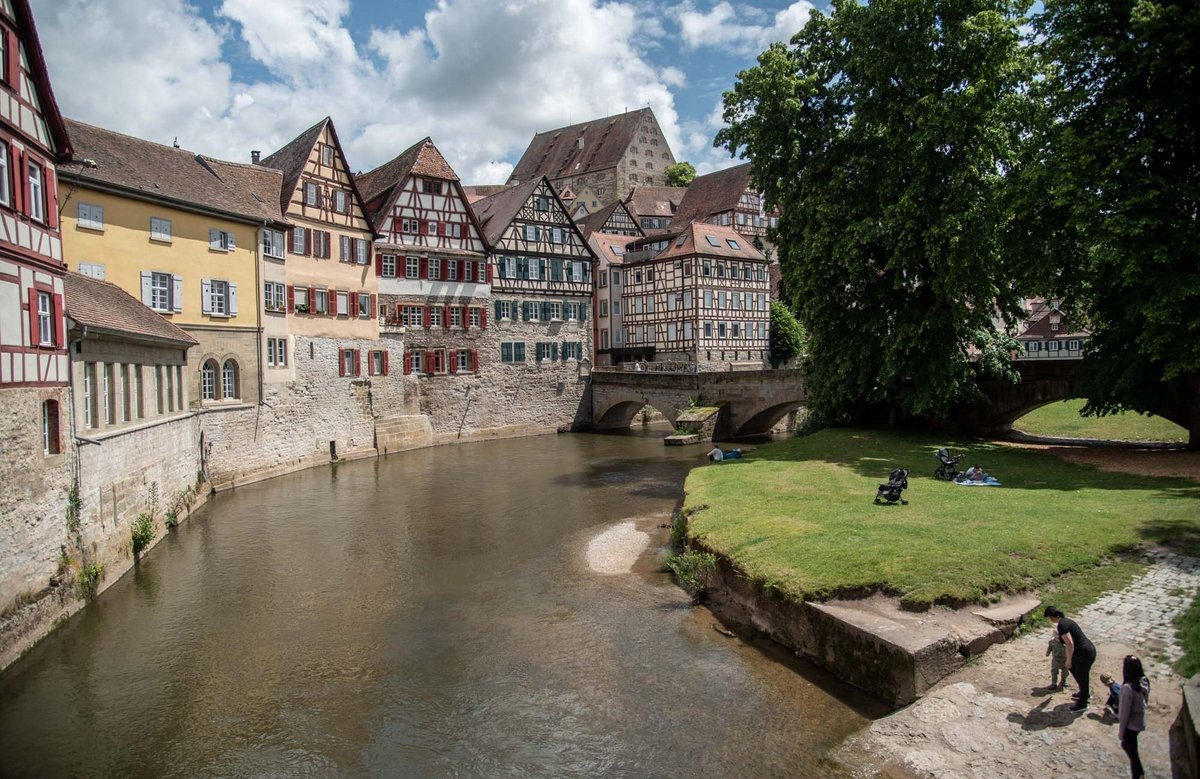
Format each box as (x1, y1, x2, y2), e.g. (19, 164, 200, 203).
(837, 550, 1200, 778)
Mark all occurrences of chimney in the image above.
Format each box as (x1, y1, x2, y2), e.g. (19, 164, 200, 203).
(251, 150, 261, 164)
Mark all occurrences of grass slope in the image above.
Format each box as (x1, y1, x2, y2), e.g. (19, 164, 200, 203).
(685, 428, 1200, 608)
(1015, 399, 1186, 443)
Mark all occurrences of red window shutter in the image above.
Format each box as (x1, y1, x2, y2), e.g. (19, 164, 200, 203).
(286, 284, 295, 313)
(481, 307, 488, 329)
(419, 221, 427, 235)
(26, 288, 37, 345)
(14, 148, 25, 214)
(308, 286, 317, 314)
(339, 351, 346, 377)
(353, 348, 361, 375)
(304, 228, 312, 256)
(441, 259, 449, 279)
(448, 351, 457, 374)
(419, 257, 428, 280)
(369, 294, 377, 318)
(44, 166, 59, 230)
(53, 293, 64, 346)
(403, 352, 412, 375)
(375, 252, 383, 276)
(349, 292, 359, 317)
(382, 350, 390, 375)
(328, 289, 337, 316)
(5, 31, 19, 91)
(471, 350, 478, 372)
(443, 305, 451, 328)
(423, 306, 431, 329)
(486, 262, 494, 283)
(458, 260, 465, 280)
(425, 350, 435, 374)
(287, 228, 295, 253)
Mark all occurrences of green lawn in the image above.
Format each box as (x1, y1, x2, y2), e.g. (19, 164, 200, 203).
(684, 428, 1200, 608)
(1015, 399, 1186, 443)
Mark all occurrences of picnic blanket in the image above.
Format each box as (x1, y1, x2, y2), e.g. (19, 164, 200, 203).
(954, 477, 1002, 487)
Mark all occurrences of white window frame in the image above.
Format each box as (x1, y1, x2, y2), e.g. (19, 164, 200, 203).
(36, 290, 52, 345)
(305, 182, 320, 207)
(336, 291, 349, 316)
(0, 140, 8, 207)
(406, 256, 420, 278)
(150, 217, 172, 243)
(263, 228, 285, 259)
(264, 281, 285, 312)
(293, 227, 306, 255)
(358, 293, 370, 318)
(381, 254, 397, 278)
(428, 259, 441, 281)
(28, 161, 44, 222)
(150, 272, 172, 312)
(210, 280, 229, 316)
(221, 360, 237, 399)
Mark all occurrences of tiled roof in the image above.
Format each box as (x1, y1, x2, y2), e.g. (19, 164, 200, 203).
(508, 108, 654, 183)
(624, 185, 686, 218)
(65, 272, 196, 346)
(258, 117, 328, 213)
(62, 119, 283, 223)
(356, 137, 460, 224)
(469, 178, 542, 246)
(668, 163, 753, 228)
(1017, 298, 1090, 339)
(461, 184, 513, 204)
(588, 232, 636, 265)
(575, 201, 621, 239)
(631, 222, 764, 262)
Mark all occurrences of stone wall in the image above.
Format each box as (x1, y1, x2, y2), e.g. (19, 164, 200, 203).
(200, 335, 410, 488)
(0, 386, 73, 613)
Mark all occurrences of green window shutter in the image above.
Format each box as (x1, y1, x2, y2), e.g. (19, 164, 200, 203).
(552, 342, 559, 361)
(579, 303, 587, 322)
(495, 300, 503, 320)
(541, 301, 551, 321)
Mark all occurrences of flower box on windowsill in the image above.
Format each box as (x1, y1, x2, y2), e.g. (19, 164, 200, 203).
(294, 304, 309, 314)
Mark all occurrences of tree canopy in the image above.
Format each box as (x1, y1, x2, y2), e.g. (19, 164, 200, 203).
(664, 161, 696, 187)
(769, 300, 806, 368)
(718, 0, 1032, 421)
(1022, 0, 1200, 446)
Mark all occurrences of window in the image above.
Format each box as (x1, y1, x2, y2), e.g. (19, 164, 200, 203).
(717, 264, 726, 279)
(402, 218, 419, 234)
(28, 161, 44, 222)
(496, 300, 513, 320)
(1026, 341, 1041, 353)
(448, 260, 458, 281)
(402, 256, 418, 278)
(732, 323, 741, 338)
(305, 182, 320, 206)
(209, 228, 236, 251)
(120, 365, 131, 422)
(548, 301, 562, 321)
(341, 349, 360, 377)
(334, 190, 348, 213)
(601, 329, 609, 349)
(381, 254, 397, 277)
(409, 351, 424, 373)
(572, 262, 585, 283)
(1068, 340, 1081, 351)
(523, 224, 538, 242)
(264, 281, 285, 312)
(369, 350, 389, 375)
(263, 228, 285, 259)
(702, 261, 712, 276)
(203, 279, 234, 316)
(267, 337, 287, 367)
(430, 306, 443, 327)
(333, 291, 347, 316)
(612, 300, 620, 315)
(726, 238, 740, 250)
(321, 145, 334, 167)
(428, 258, 441, 281)
(77, 202, 104, 231)
(42, 400, 60, 455)
(535, 196, 549, 211)
(563, 342, 582, 360)
(313, 289, 328, 315)
(600, 270, 608, 288)
(450, 307, 463, 327)
(292, 226, 307, 255)
(402, 305, 423, 327)
(718, 323, 727, 339)
(1048, 340, 1061, 351)
(312, 230, 329, 258)
(340, 235, 351, 261)
(145, 271, 174, 312)
(705, 234, 720, 248)
(148, 217, 173, 242)
(500, 342, 526, 363)
(355, 239, 369, 265)
(455, 350, 471, 372)
(600, 300, 608, 317)
(34, 290, 52, 345)
(469, 308, 481, 327)
(536, 342, 557, 362)
(358, 293, 370, 318)
(201, 360, 217, 400)
(293, 287, 309, 313)
(423, 179, 442, 194)
(550, 227, 563, 244)
(0, 140, 8, 206)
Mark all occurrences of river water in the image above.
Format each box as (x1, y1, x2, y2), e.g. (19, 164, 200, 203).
(0, 429, 877, 777)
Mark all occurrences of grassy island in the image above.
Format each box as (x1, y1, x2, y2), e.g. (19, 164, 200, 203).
(684, 429, 1200, 609)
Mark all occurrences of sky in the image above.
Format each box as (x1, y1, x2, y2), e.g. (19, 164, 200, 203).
(29, 0, 821, 185)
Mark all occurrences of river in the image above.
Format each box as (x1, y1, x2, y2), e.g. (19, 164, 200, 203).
(0, 428, 878, 777)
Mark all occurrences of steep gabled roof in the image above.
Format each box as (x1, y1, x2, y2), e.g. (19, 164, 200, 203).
(259, 117, 328, 212)
(461, 184, 513, 204)
(1016, 298, 1090, 339)
(508, 107, 654, 184)
(624, 185, 687, 219)
(355, 136, 461, 225)
(62, 119, 283, 223)
(469, 178, 541, 246)
(65, 272, 197, 346)
(575, 200, 643, 240)
(11, 0, 72, 158)
(668, 163, 754, 228)
(630, 222, 764, 263)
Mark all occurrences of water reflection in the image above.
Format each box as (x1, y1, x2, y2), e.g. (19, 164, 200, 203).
(0, 429, 874, 777)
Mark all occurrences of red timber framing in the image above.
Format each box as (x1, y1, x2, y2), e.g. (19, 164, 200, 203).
(0, 0, 72, 390)
(358, 137, 489, 371)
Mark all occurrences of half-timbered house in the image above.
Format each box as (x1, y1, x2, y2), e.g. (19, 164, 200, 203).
(472, 176, 595, 373)
(356, 137, 489, 378)
(0, 0, 73, 616)
(621, 223, 770, 370)
(587, 231, 635, 367)
(259, 117, 377, 381)
(668, 163, 779, 242)
(1015, 298, 1090, 360)
(575, 200, 643, 240)
(624, 185, 686, 234)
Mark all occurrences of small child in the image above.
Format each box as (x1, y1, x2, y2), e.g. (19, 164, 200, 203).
(1101, 673, 1122, 715)
(1047, 633, 1068, 690)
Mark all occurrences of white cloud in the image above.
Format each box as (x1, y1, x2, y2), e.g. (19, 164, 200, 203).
(31, 0, 691, 185)
(675, 0, 815, 55)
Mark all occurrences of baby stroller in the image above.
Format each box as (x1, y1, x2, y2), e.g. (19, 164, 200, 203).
(874, 468, 909, 505)
(934, 447, 963, 481)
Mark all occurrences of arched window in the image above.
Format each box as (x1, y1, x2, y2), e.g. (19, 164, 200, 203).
(221, 360, 238, 400)
(42, 399, 60, 454)
(201, 360, 217, 401)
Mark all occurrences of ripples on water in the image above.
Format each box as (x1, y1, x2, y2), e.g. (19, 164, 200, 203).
(0, 428, 875, 777)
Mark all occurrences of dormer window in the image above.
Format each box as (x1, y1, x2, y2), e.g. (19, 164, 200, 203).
(705, 235, 720, 247)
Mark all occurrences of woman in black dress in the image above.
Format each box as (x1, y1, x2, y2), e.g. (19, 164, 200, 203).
(1044, 606, 1096, 711)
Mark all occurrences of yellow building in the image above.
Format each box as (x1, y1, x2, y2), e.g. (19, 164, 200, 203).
(58, 119, 284, 406)
(259, 117, 376, 361)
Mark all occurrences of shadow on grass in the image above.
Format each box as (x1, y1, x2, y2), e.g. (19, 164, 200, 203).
(746, 428, 1200, 498)
(1135, 520, 1200, 557)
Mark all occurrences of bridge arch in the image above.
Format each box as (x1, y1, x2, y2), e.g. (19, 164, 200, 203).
(733, 400, 806, 438)
(594, 398, 680, 430)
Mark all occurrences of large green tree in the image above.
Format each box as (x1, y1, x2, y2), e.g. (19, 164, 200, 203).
(717, 0, 1032, 421)
(664, 161, 696, 187)
(1023, 0, 1200, 447)
(768, 300, 807, 368)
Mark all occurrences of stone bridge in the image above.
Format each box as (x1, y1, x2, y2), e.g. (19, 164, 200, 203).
(590, 368, 806, 439)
